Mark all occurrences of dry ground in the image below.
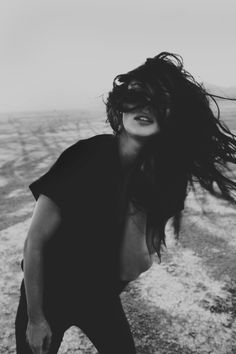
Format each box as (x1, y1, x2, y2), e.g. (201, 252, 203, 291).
(0, 104, 236, 353)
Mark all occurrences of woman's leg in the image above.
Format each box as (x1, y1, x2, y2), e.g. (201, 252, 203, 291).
(15, 280, 69, 354)
(74, 282, 136, 354)
(79, 296, 136, 354)
(115, 279, 130, 295)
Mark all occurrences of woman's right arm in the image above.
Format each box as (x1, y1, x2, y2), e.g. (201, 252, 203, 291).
(23, 194, 61, 353)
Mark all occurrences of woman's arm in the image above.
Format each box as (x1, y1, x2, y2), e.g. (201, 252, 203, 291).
(23, 194, 61, 353)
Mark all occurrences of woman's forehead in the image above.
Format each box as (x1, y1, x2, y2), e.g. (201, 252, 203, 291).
(117, 74, 171, 101)
(127, 79, 167, 98)
(128, 80, 144, 90)
(128, 80, 155, 94)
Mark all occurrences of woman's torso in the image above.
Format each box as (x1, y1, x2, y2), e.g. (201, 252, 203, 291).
(119, 200, 156, 281)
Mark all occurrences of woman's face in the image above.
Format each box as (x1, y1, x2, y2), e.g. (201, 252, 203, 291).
(121, 81, 163, 139)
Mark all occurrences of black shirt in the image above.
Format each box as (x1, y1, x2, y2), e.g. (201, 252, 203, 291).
(28, 134, 125, 306)
(27, 133, 187, 308)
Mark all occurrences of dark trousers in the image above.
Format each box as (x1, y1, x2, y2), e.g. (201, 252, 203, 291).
(15, 280, 136, 354)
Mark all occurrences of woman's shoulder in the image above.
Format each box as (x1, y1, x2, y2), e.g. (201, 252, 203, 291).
(59, 133, 115, 163)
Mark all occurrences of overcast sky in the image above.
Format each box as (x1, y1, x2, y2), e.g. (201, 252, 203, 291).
(0, 0, 235, 112)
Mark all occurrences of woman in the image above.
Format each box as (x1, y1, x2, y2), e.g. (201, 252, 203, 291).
(15, 52, 236, 354)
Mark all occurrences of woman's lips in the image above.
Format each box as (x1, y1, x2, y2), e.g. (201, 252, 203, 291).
(134, 115, 153, 123)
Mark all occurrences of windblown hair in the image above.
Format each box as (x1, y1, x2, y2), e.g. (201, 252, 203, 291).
(106, 52, 236, 257)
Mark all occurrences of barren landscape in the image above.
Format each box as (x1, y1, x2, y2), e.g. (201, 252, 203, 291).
(0, 101, 236, 353)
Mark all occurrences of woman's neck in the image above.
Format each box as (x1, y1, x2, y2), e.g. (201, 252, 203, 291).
(118, 132, 146, 173)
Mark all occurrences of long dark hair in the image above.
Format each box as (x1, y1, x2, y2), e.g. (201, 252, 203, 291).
(106, 52, 236, 257)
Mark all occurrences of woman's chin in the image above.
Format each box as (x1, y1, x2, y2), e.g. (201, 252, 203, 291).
(127, 128, 160, 140)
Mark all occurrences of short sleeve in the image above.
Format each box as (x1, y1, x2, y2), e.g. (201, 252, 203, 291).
(29, 139, 88, 209)
(29, 150, 72, 208)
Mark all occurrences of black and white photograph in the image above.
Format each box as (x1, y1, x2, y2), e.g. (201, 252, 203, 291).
(0, 1, 236, 353)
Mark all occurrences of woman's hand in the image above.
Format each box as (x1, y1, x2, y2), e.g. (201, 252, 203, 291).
(26, 318, 52, 354)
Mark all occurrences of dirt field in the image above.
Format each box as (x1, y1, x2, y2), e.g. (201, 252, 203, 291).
(0, 102, 236, 353)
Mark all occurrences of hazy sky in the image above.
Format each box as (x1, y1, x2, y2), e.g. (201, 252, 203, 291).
(0, 0, 235, 112)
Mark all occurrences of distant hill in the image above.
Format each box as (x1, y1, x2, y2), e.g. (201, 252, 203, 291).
(204, 83, 236, 100)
